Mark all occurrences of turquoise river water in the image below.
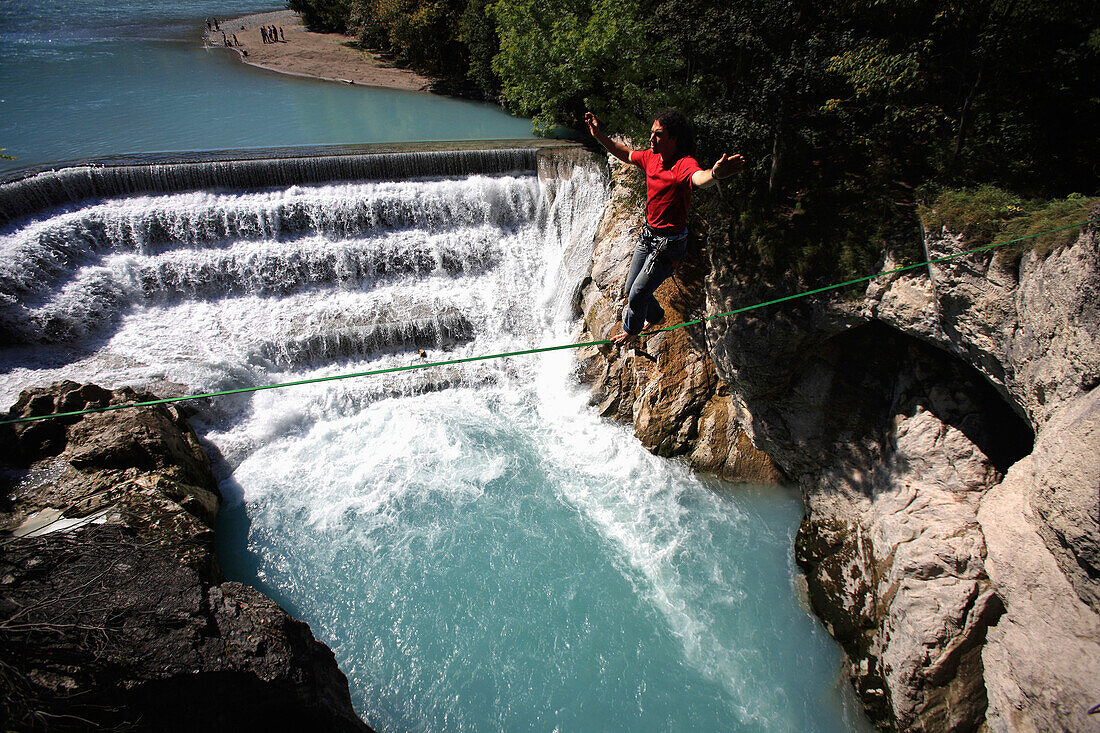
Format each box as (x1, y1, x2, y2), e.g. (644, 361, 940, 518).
(0, 0, 532, 175)
(0, 2, 874, 731)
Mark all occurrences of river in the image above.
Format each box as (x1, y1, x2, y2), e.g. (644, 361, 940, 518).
(0, 3, 873, 731)
(0, 0, 532, 177)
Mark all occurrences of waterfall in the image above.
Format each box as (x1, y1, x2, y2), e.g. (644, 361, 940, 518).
(0, 175, 540, 345)
(0, 148, 606, 425)
(0, 147, 539, 229)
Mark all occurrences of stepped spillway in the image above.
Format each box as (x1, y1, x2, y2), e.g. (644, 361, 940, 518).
(0, 175, 535, 345)
(0, 147, 539, 227)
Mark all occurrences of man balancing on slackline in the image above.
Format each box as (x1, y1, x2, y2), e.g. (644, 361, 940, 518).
(585, 110, 745, 345)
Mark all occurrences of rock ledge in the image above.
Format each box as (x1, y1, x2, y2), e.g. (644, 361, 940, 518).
(0, 381, 372, 732)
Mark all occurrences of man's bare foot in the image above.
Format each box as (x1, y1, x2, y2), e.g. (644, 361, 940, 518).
(610, 330, 636, 346)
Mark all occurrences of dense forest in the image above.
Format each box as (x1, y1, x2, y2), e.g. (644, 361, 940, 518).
(289, 0, 1098, 283)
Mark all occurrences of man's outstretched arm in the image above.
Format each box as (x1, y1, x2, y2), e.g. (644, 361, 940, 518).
(585, 112, 633, 164)
(692, 153, 745, 189)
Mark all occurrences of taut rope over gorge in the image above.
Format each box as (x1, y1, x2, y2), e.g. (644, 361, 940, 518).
(4, 217, 1093, 426)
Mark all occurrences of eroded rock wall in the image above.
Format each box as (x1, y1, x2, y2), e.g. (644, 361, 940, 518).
(729, 215, 1099, 731)
(575, 154, 1099, 732)
(733, 216, 1099, 732)
(978, 387, 1100, 733)
(764, 321, 1022, 731)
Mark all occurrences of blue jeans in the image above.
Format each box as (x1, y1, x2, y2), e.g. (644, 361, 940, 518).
(622, 226, 687, 335)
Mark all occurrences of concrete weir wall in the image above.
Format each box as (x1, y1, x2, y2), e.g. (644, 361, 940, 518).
(0, 139, 581, 228)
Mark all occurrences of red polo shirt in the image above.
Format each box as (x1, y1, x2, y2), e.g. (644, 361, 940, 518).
(629, 148, 701, 234)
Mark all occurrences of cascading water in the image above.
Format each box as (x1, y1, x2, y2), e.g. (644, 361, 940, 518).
(0, 153, 871, 732)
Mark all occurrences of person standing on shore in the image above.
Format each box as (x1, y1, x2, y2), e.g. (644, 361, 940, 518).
(584, 110, 744, 345)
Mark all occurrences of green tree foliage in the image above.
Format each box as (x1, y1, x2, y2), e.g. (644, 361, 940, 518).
(652, 0, 1098, 282)
(822, 0, 1100, 195)
(490, 0, 679, 134)
(646, 0, 908, 282)
(458, 0, 501, 95)
(286, 0, 1098, 281)
(288, 0, 352, 32)
(350, 0, 468, 77)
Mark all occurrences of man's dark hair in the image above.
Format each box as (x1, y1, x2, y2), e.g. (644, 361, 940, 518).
(654, 110, 696, 156)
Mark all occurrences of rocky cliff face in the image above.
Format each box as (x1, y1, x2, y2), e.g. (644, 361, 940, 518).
(0, 382, 372, 732)
(574, 158, 784, 484)
(575, 154, 1099, 732)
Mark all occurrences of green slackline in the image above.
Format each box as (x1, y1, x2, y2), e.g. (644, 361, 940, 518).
(2, 217, 1095, 427)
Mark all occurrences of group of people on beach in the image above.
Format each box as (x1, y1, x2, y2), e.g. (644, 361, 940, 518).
(206, 15, 284, 47)
(261, 26, 286, 44)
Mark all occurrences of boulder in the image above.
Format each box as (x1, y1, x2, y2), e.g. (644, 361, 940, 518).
(1, 525, 372, 732)
(0, 382, 373, 732)
(1, 380, 222, 576)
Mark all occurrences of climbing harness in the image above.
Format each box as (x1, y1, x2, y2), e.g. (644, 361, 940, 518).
(640, 224, 689, 276)
(1, 217, 1095, 426)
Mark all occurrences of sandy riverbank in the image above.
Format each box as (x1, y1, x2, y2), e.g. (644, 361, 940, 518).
(204, 10, 438, 92)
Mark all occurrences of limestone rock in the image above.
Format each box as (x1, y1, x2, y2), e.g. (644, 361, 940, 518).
(863, 260, 942, 346)
(706, 215, 1099, 729)
(788, 325, 1022, 731)
(1, 380, 222, 576)
(978, 393, 1100, 733)
(0, 524, 372, 732)
(921, 218, 1100, 425)
(689, 391, 786, 484)
(1027, 386, 1100, 612)
(863, 407, 1002, 731)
